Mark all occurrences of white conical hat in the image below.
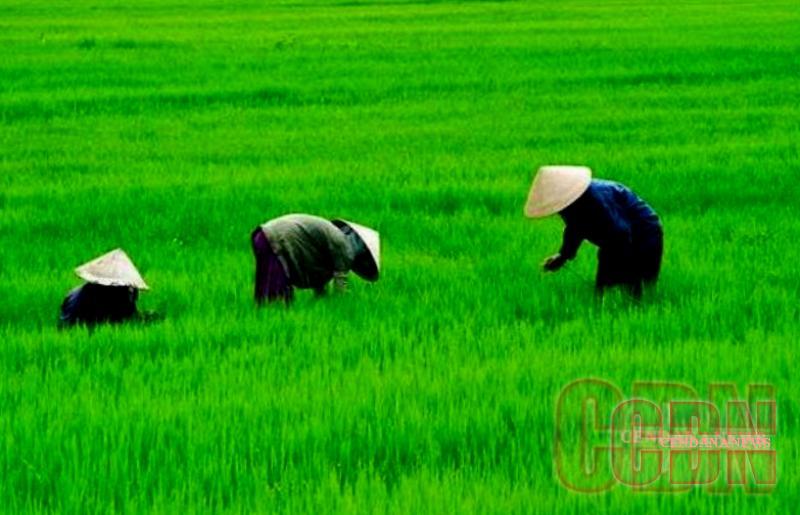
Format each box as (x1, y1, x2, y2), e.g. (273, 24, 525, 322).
(75, 248, 149, 290)
(524, 165, 592, 218)
(331, 219, 380, 279)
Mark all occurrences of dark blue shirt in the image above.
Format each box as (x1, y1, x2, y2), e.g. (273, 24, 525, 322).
(59, 283, 139, 327)
(558, 180, 661, 260)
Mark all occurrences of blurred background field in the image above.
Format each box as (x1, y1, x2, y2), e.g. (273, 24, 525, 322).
(1, 0, 798, 512)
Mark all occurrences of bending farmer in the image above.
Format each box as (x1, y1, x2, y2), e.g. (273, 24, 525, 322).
(525, 166, 663, 297)
(60, 248, 150, 327)
(251, 213, 380, 304)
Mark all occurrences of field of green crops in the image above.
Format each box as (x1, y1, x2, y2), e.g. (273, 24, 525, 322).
(1, 0, 799, 512)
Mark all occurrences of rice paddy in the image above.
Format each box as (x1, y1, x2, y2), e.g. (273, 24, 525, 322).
(1, 0, 799, 512)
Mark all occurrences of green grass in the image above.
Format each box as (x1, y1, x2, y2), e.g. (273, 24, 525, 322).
(1, 0, 799, 512)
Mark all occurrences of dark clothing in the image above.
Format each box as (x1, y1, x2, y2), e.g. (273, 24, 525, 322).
(558, 180, 663, 296)
(252, 228, 294, 304)
(59, 283, 139, 327)
(595, 227, 663, 297)
(259, 214, 353, 290)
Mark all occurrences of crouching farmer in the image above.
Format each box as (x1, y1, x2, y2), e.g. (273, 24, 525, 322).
(60, 248, 150, 327)
(525, 166, 663, 298)
(251, 213, 380, 305)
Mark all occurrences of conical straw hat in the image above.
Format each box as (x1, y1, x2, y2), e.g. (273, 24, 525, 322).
(331, 219, 380, 280)
(524, 165, 592, 218)
(75, 248, 149, 290)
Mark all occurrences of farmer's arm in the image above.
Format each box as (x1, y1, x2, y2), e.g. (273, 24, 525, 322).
(327, 227, 354, 293)
(544, 224, 582, 271)
(558, 224, 583, 261)
(331, 248, 349, 293)
(58, 286, 84, 327)
(332, 271, 348, 293)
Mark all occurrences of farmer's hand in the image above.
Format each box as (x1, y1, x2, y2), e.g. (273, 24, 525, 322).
(138, 311, 164, 324)
(333, 272, 348, 293)
(543, 253, 566, 272)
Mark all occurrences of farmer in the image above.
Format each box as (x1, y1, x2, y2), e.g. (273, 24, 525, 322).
(59, 248, 150, 327)
(525, 165, 663, 297)
(251, 213, 380, 304)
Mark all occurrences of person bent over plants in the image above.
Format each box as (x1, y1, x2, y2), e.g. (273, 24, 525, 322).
(59, 248, 153, 327)
(251, 213, 380, 305)
(525, 165, 663, 298)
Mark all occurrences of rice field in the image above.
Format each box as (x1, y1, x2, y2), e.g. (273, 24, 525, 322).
(1, 0, 799, 512)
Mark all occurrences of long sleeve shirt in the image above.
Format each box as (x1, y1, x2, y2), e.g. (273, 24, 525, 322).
(59, 283, 139, 327)
(558, 180, 661, 260)
(260, 214, 354, 289)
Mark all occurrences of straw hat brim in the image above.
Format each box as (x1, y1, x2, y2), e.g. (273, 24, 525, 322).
(331, 219, 380, 281)
(524, 165, 592, 218)
(75, 248, 149, 290)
